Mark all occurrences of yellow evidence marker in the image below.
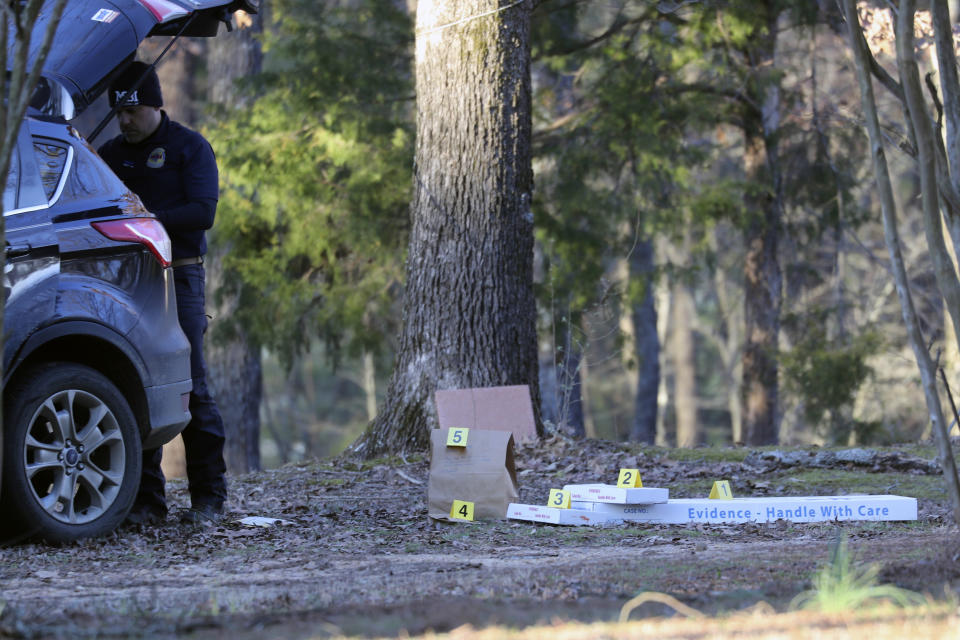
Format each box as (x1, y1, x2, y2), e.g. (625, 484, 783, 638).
(548, 489, 571, 509)
(446, 427, 469, 447)
(450, 500, 475, 521)
(617, 468, 643, 488)
(709, 480, 734, 500)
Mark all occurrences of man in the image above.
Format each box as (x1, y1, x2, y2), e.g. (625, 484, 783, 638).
(98, 61, 227, 526)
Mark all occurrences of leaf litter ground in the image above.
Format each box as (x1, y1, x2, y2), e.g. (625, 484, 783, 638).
(1, 436, 959, 638)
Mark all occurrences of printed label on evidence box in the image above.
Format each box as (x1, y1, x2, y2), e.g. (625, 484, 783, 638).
(507, 503, 612, 526)
(571, 495, 917, 524)
(562, 483, 669, 505)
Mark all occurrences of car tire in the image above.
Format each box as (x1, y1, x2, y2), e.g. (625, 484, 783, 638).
(2, 363, 141, 542)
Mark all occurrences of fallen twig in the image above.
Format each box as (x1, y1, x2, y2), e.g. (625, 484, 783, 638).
(395, 469, 424, 485)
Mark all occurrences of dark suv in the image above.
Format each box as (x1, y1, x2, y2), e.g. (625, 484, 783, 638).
(3, 0, 256, 542)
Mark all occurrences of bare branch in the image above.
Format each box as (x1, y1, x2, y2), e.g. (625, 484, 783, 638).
(895, 0, 960, 524)
(840, 0, 960, 526)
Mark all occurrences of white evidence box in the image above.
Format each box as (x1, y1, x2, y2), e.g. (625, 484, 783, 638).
(506, 503, 613, 526)
(562, 483, 669, 504)
(570, 495, 918, 524)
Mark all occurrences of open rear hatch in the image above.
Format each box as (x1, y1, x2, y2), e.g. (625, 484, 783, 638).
(12, 0, 258, 117)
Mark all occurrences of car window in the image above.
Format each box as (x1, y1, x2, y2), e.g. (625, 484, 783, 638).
(10, 126, 46, 212)
(63, 141, 129, 201)
(33, 138, 69, 201)
(3, 145, 19, 212)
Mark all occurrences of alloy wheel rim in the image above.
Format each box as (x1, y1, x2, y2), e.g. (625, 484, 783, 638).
(22, 389, 125, 524)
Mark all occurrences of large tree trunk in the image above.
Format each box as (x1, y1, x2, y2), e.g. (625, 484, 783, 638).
(740, 2, 783, 445)
(204, 11, 265, 474)
(352, 0, 540, 457)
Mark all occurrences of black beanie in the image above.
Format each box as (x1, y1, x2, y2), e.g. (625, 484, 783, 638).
(109, 61, 163, 108)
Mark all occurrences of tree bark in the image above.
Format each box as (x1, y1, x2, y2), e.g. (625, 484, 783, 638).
(204, 10, 265, 473)
(898, 0, 960, 356)
(362, 350, 378, 422)
(538, 353, 559, 426)
(629, 237, 659, 444)
(842, 0, 960, 525)
(207, 9, 262, 108)
(351, 0, 540, 457)
(670, 278, 698, 448)
(138, 37, 201, 124)
(154, 39, 201, 479)
(932, 0, 960, 398)
(740, 2, 782, 445)
(932, 0, 960, 201)
(655, 273, 672, 446)
(554, 308, 586, 437)
(205, 324, 262, 473)
(709, 226, 743, 444)
(577, 337, 596, 438)
(897, 0, 960, 524)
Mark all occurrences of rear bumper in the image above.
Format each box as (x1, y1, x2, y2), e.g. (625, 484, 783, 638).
(142, 379, 192, 449)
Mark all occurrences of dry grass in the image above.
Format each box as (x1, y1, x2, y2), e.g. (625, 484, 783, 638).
(371, 604, 959, 640)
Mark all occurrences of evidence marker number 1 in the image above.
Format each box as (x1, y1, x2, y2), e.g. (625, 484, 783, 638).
(709, 480, 733, 500)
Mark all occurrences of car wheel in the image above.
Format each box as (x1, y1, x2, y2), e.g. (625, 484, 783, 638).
(3, 363, 141, 542)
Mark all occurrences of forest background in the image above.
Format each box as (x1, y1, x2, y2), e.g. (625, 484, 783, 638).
(75, 0, 960, 473)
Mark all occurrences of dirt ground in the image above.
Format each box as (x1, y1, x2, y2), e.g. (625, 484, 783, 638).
(1, 436, 959, 639)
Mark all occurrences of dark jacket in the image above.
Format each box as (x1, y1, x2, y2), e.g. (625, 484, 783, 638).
(98, 111, 218, 260)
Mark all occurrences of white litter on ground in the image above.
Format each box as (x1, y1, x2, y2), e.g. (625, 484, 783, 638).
(237, 516, 295, 527)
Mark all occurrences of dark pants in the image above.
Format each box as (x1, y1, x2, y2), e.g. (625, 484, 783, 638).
(136, 263, 227, 513)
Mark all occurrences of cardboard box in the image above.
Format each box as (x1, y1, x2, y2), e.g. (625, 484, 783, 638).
(563, 483, 669, 504)
(571, 495, 917, 524)
(506, 503, 612, 526)
(435, 385, 537, 443)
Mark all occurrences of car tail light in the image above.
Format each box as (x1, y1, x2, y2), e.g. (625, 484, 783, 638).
(92, 218, 172, 267)
(136, 0, 190, 23)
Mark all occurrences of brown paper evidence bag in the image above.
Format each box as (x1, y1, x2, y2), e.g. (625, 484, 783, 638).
(427, 428, 520, 522)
